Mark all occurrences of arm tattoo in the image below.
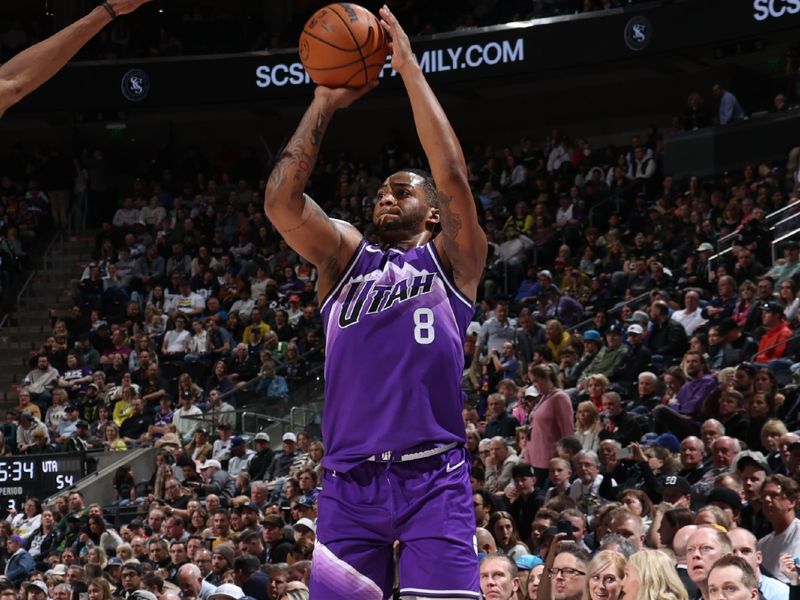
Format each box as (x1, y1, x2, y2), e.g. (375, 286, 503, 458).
(267, 107, 329, 194)
(437, 192, 462, 259)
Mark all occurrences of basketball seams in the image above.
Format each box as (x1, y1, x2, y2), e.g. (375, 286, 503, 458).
(328, 3, 369, 87)
(300, 29, 362, 54)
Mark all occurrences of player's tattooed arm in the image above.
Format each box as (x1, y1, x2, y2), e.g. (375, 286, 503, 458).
(264, 86, 372, 293)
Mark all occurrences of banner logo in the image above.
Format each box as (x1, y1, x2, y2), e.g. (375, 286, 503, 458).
(121, 69, 150, 102)
(624, 16, 652, 51)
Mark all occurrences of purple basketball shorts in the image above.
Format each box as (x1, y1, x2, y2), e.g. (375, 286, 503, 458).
(309, 445, 479, 599)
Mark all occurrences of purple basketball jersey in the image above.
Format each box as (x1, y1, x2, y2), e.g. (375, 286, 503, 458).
(320, 240, 474, 472)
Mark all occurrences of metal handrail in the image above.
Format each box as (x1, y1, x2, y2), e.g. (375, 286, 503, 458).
(766, 198, 800, 224)
(772, 228, 800, 264)
(290, 406, 318, 431)
(769, 212, 800, 235)
(566, 290, 652, 333)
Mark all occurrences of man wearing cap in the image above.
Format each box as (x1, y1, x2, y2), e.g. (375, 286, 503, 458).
(506, 463, 543, 543)
(767, 240, 800, 282)
(4, 534, 35, 583)
(727, 527, 789, 600)
(207, 544, 235, 586)
(248, 433, 274, 482)
(660, 475, 693, 507)
(199, 460, 235, 500)
(615, 323, 651, 386)
(755, 301, 794, 364)
(227, 437, 255, 478)
(577, 324, 628, 389)
(207, 583, 245, 600)
(572, 330, 602, 386)
(211, 422, 234, 462)
(25, 580, 50, 600)
(173, 390, 203, 443)
(261, 515, 294, 564)
(264, 433, 299, 482)
(717, 317, 758, 368)
(671, 290, 707, 337)
(121, 563, 144, 598)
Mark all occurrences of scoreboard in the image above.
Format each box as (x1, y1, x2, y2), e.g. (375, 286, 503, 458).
(0, 454, 87, 513)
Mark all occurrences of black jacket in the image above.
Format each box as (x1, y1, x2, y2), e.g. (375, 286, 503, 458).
(248, 448, 275, 482)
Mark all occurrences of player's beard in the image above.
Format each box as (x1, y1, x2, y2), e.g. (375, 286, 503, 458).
(377, 208, 427, 234)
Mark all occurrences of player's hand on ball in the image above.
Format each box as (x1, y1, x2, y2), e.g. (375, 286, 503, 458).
(379, 5, 414, 74)
(314, 81, 379, 111)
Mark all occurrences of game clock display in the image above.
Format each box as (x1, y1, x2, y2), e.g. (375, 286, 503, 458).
(0, 454, 86, 512)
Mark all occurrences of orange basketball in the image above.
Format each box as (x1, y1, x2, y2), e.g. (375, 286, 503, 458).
(299, 3, 388, 88)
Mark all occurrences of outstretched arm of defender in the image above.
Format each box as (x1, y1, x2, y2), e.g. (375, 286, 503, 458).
(379, 5, 487, 300)
(264, 85, 374, 281)
(0, 0, 153, 118)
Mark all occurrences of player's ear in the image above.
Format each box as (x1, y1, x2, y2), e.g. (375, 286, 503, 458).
(427, 207, 440, 229)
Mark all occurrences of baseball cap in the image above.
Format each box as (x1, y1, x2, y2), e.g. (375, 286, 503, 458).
(661, 475, 692, 495)
(254, 432, 270, 442)
(297, 495, 317, 509)
(208, 584, 244, 600)
(583, 329, 602, 342)
(218, 422, 233, 430)
(25, 581, 49, 595)
(696, 242, 714, 253)
(239, 502, 260, 513)
(641, 432, 680, 453)
(200, 459, 221, 470)
(106, 557, 125, 568)
(762, 301, 785, 315)
(538, 270, 553, 280)
(511, 463, 536, 479)
(129, 518, 144, 529)
(8, 535, 23, 545)
(230, 436, 245, 448)
(294, 517, 316, 533)
(707, 487, 742, 512)
(524, 385, 540, 398)
(262, 515, 284, 529)
(76, 419, 89, 428)
(46, 564, 68, 578)
(629, 310, 650, 325)
(19, 411, 32, 420)
(606, 323, 623, 336)
(282, 432, 297, 443)
(130, 592, 158, 600)
(626, 323, 644, 335)
(516, 554, 544, 571)
(736, 454, 772, 475)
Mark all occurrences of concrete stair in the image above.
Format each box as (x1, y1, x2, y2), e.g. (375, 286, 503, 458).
(0, 232, 96, 410)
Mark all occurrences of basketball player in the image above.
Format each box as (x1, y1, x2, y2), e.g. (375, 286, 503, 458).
(0, 0, 152, 118)
(264, 5, 487, 599)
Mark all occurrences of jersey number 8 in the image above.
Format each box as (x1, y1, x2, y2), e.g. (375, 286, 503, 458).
(413, 308, 435, 345)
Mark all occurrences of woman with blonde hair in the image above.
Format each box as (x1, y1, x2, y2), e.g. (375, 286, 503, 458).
(621, 549, 688, 600)
(87, 577, 113, 600)
(574, 401, 601, 452)
(584, 374, 609, 411)
(583, 550, 625, 600)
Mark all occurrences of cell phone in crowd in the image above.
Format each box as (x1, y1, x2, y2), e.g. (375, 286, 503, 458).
(556, 520, 574, 535)
(616, 447, 634, 460)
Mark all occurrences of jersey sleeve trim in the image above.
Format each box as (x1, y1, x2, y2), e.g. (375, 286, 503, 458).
(426, 242, 473, 309)
(320, 238, 367, 312)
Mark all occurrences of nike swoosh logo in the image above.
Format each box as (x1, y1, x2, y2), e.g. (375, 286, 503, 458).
(446, 459, 466, 473)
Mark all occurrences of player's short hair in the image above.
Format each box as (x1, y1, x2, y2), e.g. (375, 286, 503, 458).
(402, 168, 438, 208)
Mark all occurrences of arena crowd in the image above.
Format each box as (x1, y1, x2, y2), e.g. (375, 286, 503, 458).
(2, 52, 800, 600)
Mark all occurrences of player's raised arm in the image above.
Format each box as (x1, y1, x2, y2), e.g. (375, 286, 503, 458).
(264, 85, 374, 288)
(0, 0, 153, 118)
(379, 5, 487, 301)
